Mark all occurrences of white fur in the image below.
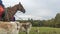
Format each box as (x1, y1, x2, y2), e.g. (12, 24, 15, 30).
(19, 22, 32, 34)
(0, 21, 20, 34)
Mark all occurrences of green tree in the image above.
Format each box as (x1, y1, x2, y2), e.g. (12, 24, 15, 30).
(54, 13, 60, 27)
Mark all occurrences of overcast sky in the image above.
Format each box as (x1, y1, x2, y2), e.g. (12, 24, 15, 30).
(2, 0, 60, 20)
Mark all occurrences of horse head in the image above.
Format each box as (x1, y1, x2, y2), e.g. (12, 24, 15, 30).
(17, 2, 25, 13)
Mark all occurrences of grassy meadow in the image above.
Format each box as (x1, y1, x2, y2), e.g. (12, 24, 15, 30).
(19, 27, 60, 34)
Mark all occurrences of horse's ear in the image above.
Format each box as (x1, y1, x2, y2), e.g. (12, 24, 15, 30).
(19, 2, 21, 4)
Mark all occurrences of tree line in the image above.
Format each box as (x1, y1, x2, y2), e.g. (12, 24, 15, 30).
(17, 13, 60, 28)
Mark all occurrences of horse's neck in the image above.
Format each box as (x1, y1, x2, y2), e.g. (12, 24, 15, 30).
(7, 5, 19, 16)
(4, 6, 18, 20)
(5, 7, 18, 19)
(8, 7, 17, 16)
(11, 6, 18, 14)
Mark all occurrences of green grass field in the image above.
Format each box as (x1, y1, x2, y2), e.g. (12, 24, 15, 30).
(19, 27, 60, 34)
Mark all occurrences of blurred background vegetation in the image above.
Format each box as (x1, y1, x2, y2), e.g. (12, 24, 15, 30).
(17, 13, 60, 28)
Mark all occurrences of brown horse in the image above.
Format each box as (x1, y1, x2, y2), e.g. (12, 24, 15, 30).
(3, 2, 25, 21)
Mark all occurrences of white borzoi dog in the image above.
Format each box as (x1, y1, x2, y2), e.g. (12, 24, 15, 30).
(0, 21, 20, 34)
(19, 22, 32, 34)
